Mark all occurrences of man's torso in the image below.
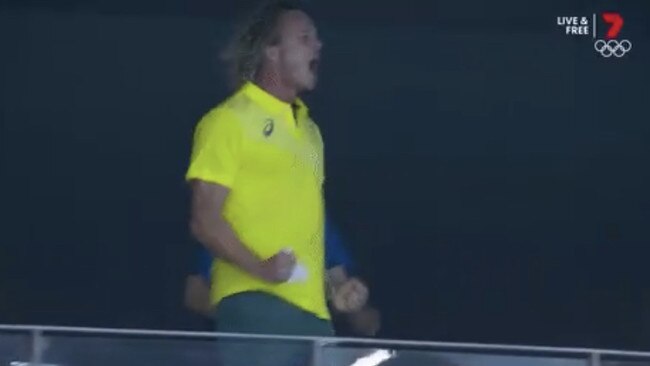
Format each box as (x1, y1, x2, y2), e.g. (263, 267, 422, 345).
(195, 83, 328, 319)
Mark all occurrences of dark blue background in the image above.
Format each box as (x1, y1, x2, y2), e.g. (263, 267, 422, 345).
(1, 0, 649, 350)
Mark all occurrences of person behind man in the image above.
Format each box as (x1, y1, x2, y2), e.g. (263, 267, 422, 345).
(186, 1, 366, 364)
(184, 215, 381, 336)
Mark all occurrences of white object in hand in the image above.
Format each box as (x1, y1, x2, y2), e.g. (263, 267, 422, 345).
(281, 248, 308, 283)
(288, 263, 308, 282)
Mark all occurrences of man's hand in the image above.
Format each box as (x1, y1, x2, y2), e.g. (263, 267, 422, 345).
(183, 275, 214, 319)
(256, 250, 296, 283)
(331, 277, 369, 313)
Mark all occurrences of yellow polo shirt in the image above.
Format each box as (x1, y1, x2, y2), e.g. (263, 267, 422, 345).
(186, 82, 329, 320)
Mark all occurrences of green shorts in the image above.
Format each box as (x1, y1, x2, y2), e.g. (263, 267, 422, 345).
(214, 291, 333, 366)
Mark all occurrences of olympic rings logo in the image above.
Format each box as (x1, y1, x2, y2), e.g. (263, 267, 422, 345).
(594, 39, 632, 57)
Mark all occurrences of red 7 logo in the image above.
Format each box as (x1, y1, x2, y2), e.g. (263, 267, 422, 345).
(602, 12, 624, 39)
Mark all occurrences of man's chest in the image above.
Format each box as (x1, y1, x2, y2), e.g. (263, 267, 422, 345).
(239, 115, 323, 179)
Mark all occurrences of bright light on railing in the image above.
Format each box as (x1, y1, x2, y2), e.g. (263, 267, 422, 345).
(349, 349, 396, 366)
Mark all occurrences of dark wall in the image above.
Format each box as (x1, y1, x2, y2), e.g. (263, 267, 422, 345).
(1, 4, 649, 349)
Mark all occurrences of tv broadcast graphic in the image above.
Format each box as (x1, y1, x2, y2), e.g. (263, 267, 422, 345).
(1, 1, 648, 366)
(557, 12, 634, 58)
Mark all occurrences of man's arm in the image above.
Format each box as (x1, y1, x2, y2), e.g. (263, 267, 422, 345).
(327, 265, 380, 336)
(324, 216, 379, 335)
(183, 275, 214, 319)
(183, 246, 214, 319)
(326, 265, 349, 299)
(189, 180, 295, 282)
(324, 217, 368, 312)
(327, 263, 369, 313)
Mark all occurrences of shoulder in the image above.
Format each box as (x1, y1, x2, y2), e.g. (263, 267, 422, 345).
(202, 89, 281, 132)
(194, 97, 250, 140)
(198, 96, 245, 128)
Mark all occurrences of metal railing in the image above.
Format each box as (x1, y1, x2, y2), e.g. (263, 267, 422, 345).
(2, 324, 650, 366)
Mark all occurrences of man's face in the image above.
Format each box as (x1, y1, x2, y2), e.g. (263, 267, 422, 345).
(272, 10, 322, 92)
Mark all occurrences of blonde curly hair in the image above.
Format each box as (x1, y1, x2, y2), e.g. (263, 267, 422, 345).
(220, 1, 306, 89)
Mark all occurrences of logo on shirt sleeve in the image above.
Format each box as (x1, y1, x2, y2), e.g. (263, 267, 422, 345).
(263, 118, 274, 137)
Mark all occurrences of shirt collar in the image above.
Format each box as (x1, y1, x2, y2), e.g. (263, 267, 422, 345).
(241, 81, 309, 118)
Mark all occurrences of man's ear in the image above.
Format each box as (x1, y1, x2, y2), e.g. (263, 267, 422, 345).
(264, 45, 280, 62)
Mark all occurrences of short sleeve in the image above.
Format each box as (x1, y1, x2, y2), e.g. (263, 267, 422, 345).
(185, 108, 243, 187)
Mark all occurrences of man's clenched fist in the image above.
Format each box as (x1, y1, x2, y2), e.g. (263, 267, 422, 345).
(331, 278, 368, 313)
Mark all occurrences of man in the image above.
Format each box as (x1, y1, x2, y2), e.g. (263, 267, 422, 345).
(184, 215, 381, 336)
(185, 1, 364, 364)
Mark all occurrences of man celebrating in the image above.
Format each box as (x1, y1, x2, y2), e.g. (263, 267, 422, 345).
(186, 1, 364, 363)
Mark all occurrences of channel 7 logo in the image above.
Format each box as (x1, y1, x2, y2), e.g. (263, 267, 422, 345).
(595, 12, 631, 57)
(557, 12, 632, 58)
(601, 12, 624, 39)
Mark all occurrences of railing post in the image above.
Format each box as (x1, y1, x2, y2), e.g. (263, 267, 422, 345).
(30, 329, 44, 365)
(311, 339, 326, 366)
(589, 352, 601, 366)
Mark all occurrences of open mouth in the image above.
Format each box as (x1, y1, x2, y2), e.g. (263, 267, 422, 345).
(309, 58, 319, 73)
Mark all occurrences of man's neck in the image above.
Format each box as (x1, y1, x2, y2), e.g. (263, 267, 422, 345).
(255, 73, 298, 104)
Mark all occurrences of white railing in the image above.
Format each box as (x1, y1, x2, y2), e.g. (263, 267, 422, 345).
(2, 324, 650, 366)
